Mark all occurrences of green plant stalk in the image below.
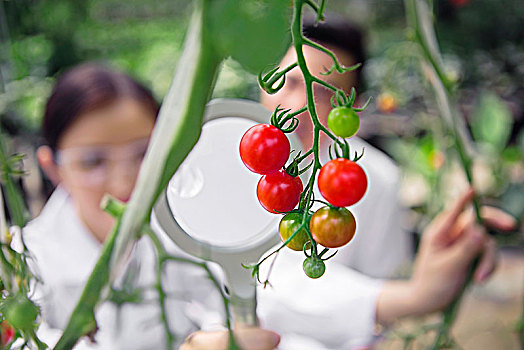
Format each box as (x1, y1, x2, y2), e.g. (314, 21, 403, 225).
(252, 0, 358, 276)
(53, 217, 122, 350)
(144, 228, 240, 350)
(404, 0, 483, 348)
(0, 186, 14, 292)
(291, 0, 350, 259)
(56, 0, 223, 347)
(110, 0, 222, 275)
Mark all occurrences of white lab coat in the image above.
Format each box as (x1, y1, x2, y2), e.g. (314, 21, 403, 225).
(21, 137, 409, 349)
(324, 137, 412, 278)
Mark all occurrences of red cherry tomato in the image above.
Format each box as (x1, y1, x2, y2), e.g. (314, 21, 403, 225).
(318, 158, 367, 207)
(257, 170, 303, 213)
(0, 321, 15, 347)
(309, 206, 356, 248)
(239, 124, 290, 174)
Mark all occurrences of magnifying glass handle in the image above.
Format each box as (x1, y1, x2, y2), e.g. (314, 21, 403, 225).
(229, 292, 258, 326)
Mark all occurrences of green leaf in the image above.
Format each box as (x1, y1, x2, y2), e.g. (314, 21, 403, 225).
(471, 91, 513, 152)
(207, 0, 292, 74)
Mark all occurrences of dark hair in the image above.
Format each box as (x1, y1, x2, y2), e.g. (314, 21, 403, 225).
(303, 14, 366, 90)
(43, 63, 160, 151)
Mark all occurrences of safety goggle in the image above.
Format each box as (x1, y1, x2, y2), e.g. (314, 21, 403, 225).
(54, 137, 150, 187)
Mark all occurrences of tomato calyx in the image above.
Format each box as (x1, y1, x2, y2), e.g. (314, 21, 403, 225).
(330, 87, 371, 112)
(259, 63, 298, 95)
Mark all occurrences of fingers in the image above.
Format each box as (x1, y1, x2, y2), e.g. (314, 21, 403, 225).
(427, 188, 475, 244)
(180, 328, 280, 350)
(446, 222, 486, 270)
(481, 206, 517, 232)
(180, 331, 227, 350)
(474, 236, 497, 283)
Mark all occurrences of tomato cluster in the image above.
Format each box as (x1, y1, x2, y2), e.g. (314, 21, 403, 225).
(240, 111, 368, 279)
(240, 124, 302, 213)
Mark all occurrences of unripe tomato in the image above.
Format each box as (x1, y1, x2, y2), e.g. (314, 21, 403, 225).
(327, 106, 360, 138)
(318, 158, 367, 207)
(303, 256, 325, 279)
(309, 206, 356, 248)
(257, 170, 303, 213)
(1, 294, 38, 331)
(279, 212, 310, 251)
(240, 124, 290, 174)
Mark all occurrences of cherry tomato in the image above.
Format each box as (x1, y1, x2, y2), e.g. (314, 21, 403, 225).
(318, 158, 367, 207)
(0, 321, 15, 347)
(279, 212, 310, 251)
(1, 294, 39, 331)
(309, 206, 356, 248)
(327, 106, 360, 138)
(303, 256, 325, 279)
(239, 124, 290, 174)
(377, 92, 398, 114)
(257, 170, 302, 213)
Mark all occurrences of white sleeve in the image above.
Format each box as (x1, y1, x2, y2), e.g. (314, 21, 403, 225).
(257, 249, 383, 350)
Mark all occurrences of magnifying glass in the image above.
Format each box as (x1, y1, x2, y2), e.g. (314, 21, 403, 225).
(154, 99, 303, 326)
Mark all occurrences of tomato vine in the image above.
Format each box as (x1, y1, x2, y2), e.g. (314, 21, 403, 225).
(242, 0, 371, 281)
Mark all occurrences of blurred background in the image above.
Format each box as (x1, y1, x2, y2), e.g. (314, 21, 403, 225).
(0, 0, 523, 348)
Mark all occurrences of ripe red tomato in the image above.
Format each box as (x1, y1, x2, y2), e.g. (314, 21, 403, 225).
(257, 170, 302, 213)
(309, 206, 356, 248)
(0, 321, 15, 347)
(327, 106, 360, 138)
(239, 124, 290, 174)
(279, 212, 310, 251)
(318, 158, 367, 207)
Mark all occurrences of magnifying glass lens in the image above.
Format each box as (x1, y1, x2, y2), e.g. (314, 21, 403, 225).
(167, 117, 276, 248)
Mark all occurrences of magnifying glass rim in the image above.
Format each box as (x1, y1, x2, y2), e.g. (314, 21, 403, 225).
(154, 98, 283, 258)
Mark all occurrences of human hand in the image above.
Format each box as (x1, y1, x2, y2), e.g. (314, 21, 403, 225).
(377, 188, 516, 324)
(180, 327, 280, 350)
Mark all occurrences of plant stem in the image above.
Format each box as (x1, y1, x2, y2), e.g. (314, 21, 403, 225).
(404, 1, 485, 348)
(54, 216, 122, 349)
(109, 0, 222, 279)
(144, 228, 240, 350)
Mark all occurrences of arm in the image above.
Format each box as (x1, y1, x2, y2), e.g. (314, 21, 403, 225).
(376, 188, 516, 325)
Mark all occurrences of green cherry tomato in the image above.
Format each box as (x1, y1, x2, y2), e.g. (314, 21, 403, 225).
(309, 206, 356, 248)
(1, 294, 39, 331)
(279, 212, 310, 251)
(303, 257, 326, 279)
(327, 106, 360, 138)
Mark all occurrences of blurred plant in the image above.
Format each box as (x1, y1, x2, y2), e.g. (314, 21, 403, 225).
(387, 0, 524, 348)
(0, 131, 46, 349)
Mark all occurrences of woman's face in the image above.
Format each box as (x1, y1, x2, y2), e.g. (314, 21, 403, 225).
(260, 44, 357, 150)
(54, 98, 155, 242)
